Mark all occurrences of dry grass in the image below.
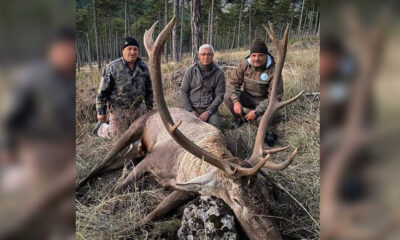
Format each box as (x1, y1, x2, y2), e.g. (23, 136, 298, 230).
(76, 40, 320, 239)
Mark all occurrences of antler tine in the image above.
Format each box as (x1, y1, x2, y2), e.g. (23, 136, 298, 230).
(249, 23, 302, 171)
(263, 146, 290, 155)
(264, 148, 297, 171)
(277, 89, 305, 109)
(145, 18, 266, 178)
(143, 21, 158, 56)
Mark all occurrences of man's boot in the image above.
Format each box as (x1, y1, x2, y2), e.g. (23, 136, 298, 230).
(265, 130, 278, 147)
(90, 122, 103, 136)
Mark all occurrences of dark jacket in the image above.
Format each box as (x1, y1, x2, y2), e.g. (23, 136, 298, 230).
(229, 55, 284, 116)
(96, 57, 153, 115)
(180, 62, 226, 114)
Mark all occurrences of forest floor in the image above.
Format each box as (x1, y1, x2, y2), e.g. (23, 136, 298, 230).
(76, 39, 320, 240)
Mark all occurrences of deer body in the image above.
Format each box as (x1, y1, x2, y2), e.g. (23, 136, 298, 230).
(113, 107, 282, 240)
(140, 107, 229, 185)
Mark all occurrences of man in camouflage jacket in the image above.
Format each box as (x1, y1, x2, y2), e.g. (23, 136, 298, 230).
(224, 39, 283, 145)
(93, 37, 153, 139)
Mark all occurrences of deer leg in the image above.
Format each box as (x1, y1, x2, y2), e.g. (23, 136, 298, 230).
(113, 160, 149, 194)
(115, 190, 196, 236)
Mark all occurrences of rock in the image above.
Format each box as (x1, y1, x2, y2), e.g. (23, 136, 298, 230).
(178, 196, 239, 240)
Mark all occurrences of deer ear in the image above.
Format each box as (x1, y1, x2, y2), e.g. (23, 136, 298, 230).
(175, 171, 219, 192)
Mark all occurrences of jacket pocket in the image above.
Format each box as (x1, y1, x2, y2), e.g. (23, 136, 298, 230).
(243, 77, 269, 98)
(201, 95, 214, 107)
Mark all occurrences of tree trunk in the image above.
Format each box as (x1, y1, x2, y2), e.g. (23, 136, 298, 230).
(172, 0, 179, 61)
(302, 11, 308, 36)
(209, 0, 214, 45)
(191, 0, 201, 63)
(125, 0, 128, 37)
(237, 0, 243, 49)
(115, 28, 118, 59)
(93, 0, 101, 69)
(76, 39, 81, 72)
(225, 27, 231, 51)
(289, 4, 294, 40)
(314, 5, 319, 34)
(86, 32, 92, 69)
(207, 6, 211, 44)
(214, 19, 218, 49)
(164, 0, 169, 62)
(128, 4, 131, 37)
(231, 22, 236, 51)
(248, 0, 252, 45)
(297, 0, 305, 36)
(179, 0, 184, 59)
(104, 17, 109, 61)
(309, 4, 315, 36)
(108, 13, 112, 61)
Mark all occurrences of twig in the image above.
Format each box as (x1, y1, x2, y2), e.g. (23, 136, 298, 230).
(272, 180, 320, 229)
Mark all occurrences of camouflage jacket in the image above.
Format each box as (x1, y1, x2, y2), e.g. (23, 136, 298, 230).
(96, 57, 153, 115)
(229, 54, 283, 116)
(180, 62, 225, 115)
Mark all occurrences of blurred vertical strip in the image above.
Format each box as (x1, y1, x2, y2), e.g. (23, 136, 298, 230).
(320, 0, 400, 239)
(0, 0, 75, 239)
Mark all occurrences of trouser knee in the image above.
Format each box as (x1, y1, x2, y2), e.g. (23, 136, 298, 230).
(208, 113, 222, 129)
(223, 92, 234, 114)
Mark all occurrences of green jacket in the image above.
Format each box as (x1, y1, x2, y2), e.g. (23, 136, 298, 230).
(96, 57, 153, 115)
(229, 54, 284, 116)
(180, 62, 226, 115)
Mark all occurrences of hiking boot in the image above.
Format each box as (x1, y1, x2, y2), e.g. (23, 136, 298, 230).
(90, 122, 103, 136)
(265, 131, 277, 147)
(230, 118, 244, 130)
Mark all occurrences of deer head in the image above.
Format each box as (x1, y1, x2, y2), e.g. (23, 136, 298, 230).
(144, 17, 304, 240)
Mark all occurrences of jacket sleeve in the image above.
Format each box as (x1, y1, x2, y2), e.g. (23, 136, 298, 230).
(207, 71, 226, 114)
(96, 65, 113, 115)
(180, 68, 194, 112)
(230, 62, 245, 103)
(144, 74, 153, 110)
(254, 71, 284, 116)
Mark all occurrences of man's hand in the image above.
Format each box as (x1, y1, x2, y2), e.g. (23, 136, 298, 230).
(233, 101, 243, 115)
(245, 110, 257, 121)
(191, 111, 199, 117)
(97, 114, 107, 123)
(199, 111, 210, 122)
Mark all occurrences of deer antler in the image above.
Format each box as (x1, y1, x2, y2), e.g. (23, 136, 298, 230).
(144, 17, 270, 178)
(248, 23, 304, 169)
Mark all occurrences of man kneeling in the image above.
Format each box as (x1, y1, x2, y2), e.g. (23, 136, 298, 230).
(224, 39, 283, 146)
(181, 44, 225, 128)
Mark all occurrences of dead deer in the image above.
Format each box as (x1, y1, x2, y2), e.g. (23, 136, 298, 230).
(77, 17, 304, 240)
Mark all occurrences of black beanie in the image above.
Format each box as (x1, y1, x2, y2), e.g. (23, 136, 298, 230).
(122, 37, 139, 51)
(249, 39, 268, 55)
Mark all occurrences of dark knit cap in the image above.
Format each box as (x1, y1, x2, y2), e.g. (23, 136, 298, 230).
(249, 39, 268, 55)
(122, 37, 139, 50)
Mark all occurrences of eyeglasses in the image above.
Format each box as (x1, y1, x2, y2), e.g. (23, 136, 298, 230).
(199, 53, 214, 57)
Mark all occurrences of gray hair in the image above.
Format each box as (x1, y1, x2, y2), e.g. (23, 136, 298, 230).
(199, 44, 215, 54)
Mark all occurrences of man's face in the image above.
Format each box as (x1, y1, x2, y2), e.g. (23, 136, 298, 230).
(198, 47, 214, 66)
(250, 53, 267, 68)
(122, 45, 139, 63)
